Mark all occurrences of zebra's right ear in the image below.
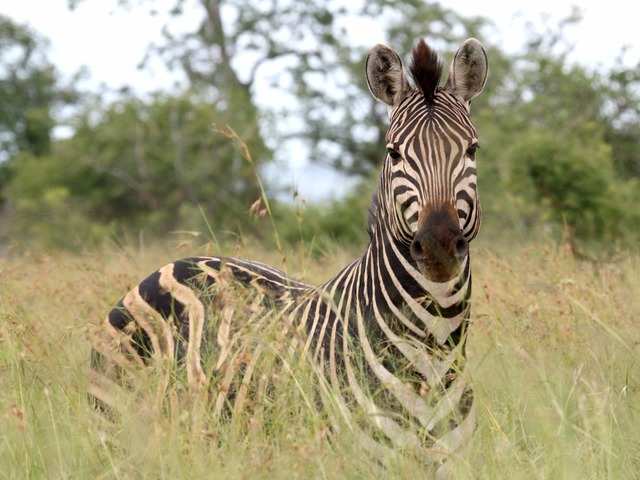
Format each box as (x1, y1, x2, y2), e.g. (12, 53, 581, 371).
(365, 44, 409, 106)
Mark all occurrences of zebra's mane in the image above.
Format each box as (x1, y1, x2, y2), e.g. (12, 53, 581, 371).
(409, 39, 442, 105)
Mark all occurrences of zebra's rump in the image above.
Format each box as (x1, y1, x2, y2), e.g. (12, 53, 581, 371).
(90, 255, 311, 393)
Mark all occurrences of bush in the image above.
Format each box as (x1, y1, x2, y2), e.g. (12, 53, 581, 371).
(508, 125, 638, 250)
(3, 93, 269, 249)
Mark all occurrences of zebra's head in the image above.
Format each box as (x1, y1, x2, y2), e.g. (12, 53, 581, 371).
(366, 38, 488, 283)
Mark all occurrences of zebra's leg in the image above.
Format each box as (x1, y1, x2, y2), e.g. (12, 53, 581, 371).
(157, 263, 208, 392)
(121, 285, 175, 410)
(88, 260, 209, 414)
(88, 296, 176, 414)
(433, 386, 476, 479)
(88, 305, 147, 414)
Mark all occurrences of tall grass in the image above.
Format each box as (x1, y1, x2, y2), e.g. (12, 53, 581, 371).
(0, 239, 638, 479)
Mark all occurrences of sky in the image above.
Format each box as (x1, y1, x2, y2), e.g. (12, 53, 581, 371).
(2, 0, 639, 201)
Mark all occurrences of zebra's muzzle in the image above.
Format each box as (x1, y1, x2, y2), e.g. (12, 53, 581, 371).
(410, 204, 467, 282)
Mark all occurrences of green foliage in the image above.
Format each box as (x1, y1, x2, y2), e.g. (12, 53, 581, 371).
(273, 182, 372, 254)
(0, 14, 79, 215)
(603, 56, 640, 177)
(2, 4, 640, 251)
(0, 15, 61, 158)
(468, 15, 640, 249)
(508, 126, 637, 245)
(4, 93, 268, 248)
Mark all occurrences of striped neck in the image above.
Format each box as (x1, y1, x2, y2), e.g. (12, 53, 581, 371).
(323, 221, 471, 346)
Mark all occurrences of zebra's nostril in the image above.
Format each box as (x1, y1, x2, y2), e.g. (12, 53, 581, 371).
(410, 239, 425, 260)
(454, 236, 468, 259)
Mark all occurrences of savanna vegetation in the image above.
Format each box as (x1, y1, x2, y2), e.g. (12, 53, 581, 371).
(1, 241, 639, 478)
(1, 2, 639, 253)
(1, 1, 639, 478)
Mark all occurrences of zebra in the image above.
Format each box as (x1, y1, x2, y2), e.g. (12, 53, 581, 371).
(89, 37, 488, 475)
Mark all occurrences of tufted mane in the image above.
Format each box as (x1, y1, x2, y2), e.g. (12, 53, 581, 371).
(409, 39, 442, 105)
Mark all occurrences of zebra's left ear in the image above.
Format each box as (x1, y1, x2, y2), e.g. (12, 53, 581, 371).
(445, 38, 488, 103)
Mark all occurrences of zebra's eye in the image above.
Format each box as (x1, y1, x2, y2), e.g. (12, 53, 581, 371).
(387, 148, 402, 162)
(466, 143, 479, 157)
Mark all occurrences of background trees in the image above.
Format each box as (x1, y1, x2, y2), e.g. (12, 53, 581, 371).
(6, 93, 266, 245)
(0, 15, 64, 213)
(1, 3, 639, 251)
(0, 15, 60, 159)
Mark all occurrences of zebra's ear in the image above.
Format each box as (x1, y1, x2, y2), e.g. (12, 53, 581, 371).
(445, 38, 488, 103)
(365, 44, 409, 106)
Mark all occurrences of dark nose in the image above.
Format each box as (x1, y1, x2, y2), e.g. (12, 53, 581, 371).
(411, 233, 467, 261)
(410, 209, 467, 264)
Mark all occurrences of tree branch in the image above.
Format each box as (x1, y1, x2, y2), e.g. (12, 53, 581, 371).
(200, 0, 241, 87)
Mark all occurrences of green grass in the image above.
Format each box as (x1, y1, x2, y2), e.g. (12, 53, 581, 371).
(0, 239, 639, 479)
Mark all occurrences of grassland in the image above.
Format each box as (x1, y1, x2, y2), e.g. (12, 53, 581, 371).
(0, 238, 639, 479)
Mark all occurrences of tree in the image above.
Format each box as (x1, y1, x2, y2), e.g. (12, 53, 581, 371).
(7, 3, 639, 249)
(509, 128, 626, 250)
(68, 0, 491, 177)
(0, 14, 78, 216)
(0, 15, 65, 159)
(602, 54, 640, 178)
(5, 92, 264, 247)
(474, 11, 640, 248)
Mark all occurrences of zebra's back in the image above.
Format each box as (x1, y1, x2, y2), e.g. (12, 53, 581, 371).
(89, 255, 315, 406)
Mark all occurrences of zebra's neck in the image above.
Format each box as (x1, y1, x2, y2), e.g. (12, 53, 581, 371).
(321, 222, 471, 346)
